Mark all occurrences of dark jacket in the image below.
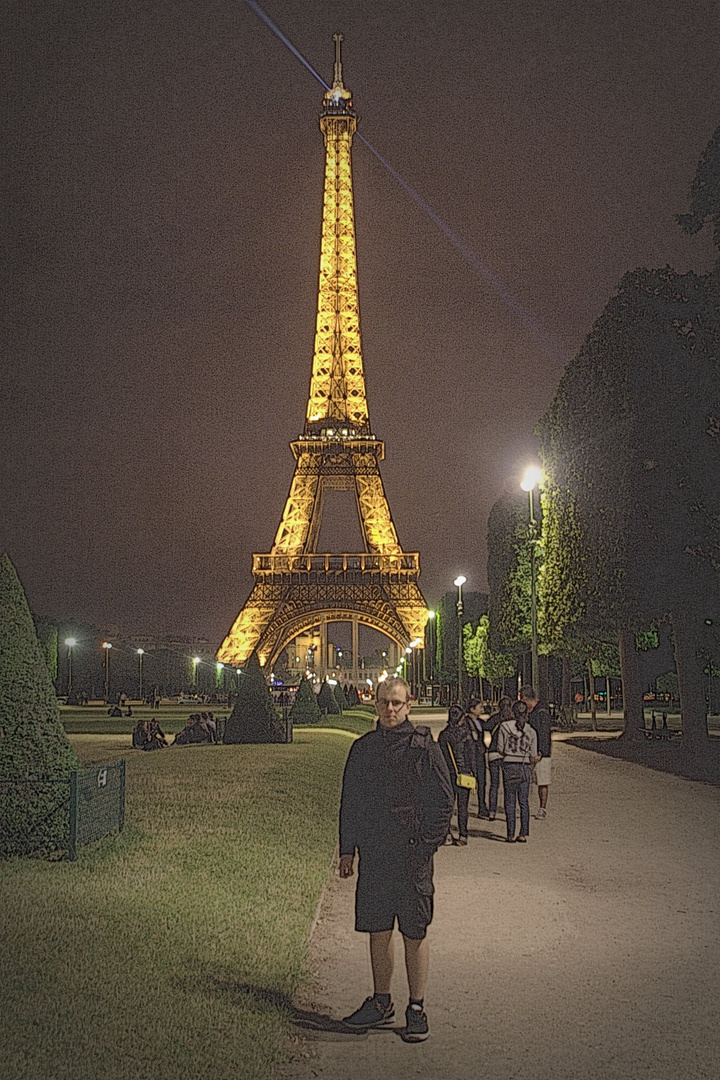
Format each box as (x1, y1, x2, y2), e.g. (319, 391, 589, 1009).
(528, 701, 552, 757)
(438, 719, 477, 778)
(339, 720, 454, 859)
(485, 711, 507, 756)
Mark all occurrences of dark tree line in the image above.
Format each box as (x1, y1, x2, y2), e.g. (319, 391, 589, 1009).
(487, 124, 720, 750)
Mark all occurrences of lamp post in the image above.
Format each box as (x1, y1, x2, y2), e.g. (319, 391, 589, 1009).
(521, 466, 542, 693)
(192, 656, 200, 687)
(423, 612, 434, 684)
(454, 576, 466, 705)
(102, 642, 112, 703)
(136, 649, 144, 701)
(64, 638, 76, 698)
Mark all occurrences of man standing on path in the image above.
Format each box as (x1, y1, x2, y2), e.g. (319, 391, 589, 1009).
(520, 685, 552, 818)
(338, 676, 454, 1042)
(467, 696, 491, 818)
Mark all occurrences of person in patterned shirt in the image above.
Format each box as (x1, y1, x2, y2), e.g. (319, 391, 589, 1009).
(497, 699, 540, 843)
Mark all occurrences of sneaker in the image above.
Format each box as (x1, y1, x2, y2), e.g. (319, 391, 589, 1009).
(403, 1004, 429, 1042)
(536, 807, 547, 819)
(342, 996, 395, 1029)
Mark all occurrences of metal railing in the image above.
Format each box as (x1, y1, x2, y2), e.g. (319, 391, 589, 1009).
(1, 761, 125, 861)
(253, 552, 420, 575)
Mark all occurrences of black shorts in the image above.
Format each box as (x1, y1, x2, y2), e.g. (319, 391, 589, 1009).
(355, 848, 434, 940)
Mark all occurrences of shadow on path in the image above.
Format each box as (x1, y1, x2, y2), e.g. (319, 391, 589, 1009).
(566, 734, 720, 785)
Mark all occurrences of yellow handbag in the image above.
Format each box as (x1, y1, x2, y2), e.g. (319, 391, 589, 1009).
(447, 743, 477, 793)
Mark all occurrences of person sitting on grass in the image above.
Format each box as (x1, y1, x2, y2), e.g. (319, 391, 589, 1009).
(173, 717, 196, 745)
(144, 717, 168, 750)
(132, 719, 150, 749)
(203, 712, 217, 743)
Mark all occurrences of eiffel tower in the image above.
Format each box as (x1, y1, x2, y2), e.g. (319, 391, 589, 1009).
(217, 36, 428, 680)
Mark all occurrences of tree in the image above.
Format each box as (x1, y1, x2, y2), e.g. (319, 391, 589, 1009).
(464, 615, 516, 699)
(433, 590, 488, 693)
(487, 491, 540, 657)
(333, 683, 345, 714)
(0, 554, 81, 855)
(224, 652, 285, 743)
(537, 265, 720, 747)
(317, 680, 340, 715)
(290, 676, 322, 725)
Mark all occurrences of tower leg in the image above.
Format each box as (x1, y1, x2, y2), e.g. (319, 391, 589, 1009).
(319, 617, 328, 682)
(352, 616, 359, 686)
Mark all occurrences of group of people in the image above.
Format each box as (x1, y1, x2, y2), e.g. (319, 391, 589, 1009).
(172, 712, 217, 744)
(131, 712, 218, 749)
(336, 677, 553, 1043)
(439, 687, 552, 844)
(131, 717, 168, 751)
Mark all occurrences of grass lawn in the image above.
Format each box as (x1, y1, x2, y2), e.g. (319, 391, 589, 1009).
(59, 705, 375, 737)
(0, 727, 367, 1080)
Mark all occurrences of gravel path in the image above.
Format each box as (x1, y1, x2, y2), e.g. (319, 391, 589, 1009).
(277, 720, 720, 1080)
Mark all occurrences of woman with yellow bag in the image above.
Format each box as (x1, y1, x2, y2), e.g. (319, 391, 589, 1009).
(437, 705, 477, 846)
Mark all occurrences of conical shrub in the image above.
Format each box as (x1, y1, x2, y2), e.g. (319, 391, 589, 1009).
(290, 676, 322, 724)
(224, 652, 285, 743)
(317, 680, 340, 714)
(0, 554, 81, 856)
(333, 683, 345, 714)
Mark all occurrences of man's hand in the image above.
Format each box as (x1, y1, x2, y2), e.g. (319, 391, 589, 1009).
(338, 854, 355, 878)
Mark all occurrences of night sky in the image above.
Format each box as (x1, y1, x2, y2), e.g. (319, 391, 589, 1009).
(3, 0, 719, 643)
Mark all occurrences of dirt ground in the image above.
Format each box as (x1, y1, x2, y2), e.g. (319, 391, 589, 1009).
(275, 716, 720, 1080)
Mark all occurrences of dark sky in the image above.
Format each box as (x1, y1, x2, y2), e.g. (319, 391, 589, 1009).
(3, 0, 720, 642)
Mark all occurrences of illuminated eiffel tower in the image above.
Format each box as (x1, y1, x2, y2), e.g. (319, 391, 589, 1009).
(218, 36, 428, 679)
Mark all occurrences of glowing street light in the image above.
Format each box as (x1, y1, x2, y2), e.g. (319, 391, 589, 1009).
(192, 656, 200, 686)
(453, 576, 466, 705)
(64, 637, 76, 698)
(423, 611, 435, 688)
(102, 642, 112, 703)
(136, 649, 145, 701)
(521, 466, 542, 693)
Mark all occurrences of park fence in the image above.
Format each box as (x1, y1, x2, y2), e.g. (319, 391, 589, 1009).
(0, 761, 125, 861)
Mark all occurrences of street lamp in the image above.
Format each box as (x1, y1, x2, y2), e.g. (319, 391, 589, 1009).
(136, 649, 144, 701)
(192, 656, 200, 687)
(102, 642, 112, 703)
(454, 576, 466, 705)
(520, 466, 542, 693)
(64, 638, 76, 698)
(424, 611, 435, 701)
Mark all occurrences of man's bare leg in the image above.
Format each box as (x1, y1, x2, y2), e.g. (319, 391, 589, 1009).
(402, 934, 429, 1001)
(538, 784, 548, 809)
(369, 929, 394, 995)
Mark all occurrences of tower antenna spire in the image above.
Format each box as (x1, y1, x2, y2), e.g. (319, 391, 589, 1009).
(332, 32, 344, 88)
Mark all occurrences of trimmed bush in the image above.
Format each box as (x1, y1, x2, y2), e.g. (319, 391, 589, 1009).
(344, 683, 360, 707)
(224, 652, 287, 743)
(317, 680, 340, 714)
(333, 683, 345, 714)
(290, 676, 322, 724)
(0, 554, 81, 856)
